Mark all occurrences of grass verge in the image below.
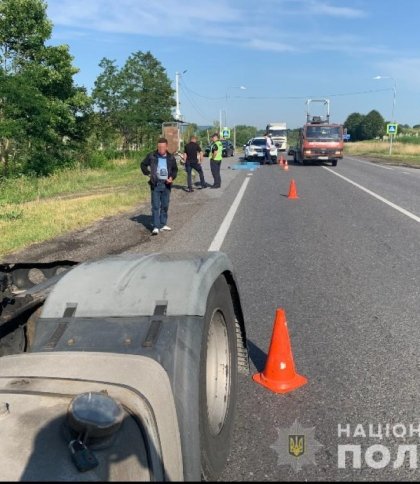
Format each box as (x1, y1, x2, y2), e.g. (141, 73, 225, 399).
(0, 157, 186, 258)
(344, 141, 420, 166)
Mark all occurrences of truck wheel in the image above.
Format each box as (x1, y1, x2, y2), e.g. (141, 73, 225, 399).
(199, 275, 238, 481)
(332, 159, 337, 167)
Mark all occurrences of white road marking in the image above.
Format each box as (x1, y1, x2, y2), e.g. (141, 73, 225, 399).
(208, 175, 251, 251)
(323, 167, 420, 223)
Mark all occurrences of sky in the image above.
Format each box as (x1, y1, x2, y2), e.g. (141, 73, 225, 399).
(46, 0, 420, 130)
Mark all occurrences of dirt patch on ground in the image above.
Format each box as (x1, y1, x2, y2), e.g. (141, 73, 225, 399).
(1, 183, 206, 264)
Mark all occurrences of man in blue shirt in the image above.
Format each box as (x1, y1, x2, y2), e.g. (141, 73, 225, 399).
(140, 137, 178, 235)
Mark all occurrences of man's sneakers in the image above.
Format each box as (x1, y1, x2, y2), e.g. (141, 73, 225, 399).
(151, 225, 171, 235)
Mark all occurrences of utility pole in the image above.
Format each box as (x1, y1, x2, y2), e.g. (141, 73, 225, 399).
(373, 75, 397, 155)
(175, 70, 187, 121)
(175, 72, 181, 121)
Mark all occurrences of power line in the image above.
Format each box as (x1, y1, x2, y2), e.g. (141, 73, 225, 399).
(179, 83, 214, 124)
(229, 88, 393, 99)
(182, 86, 393, 101)
(181, 81, 225, 100)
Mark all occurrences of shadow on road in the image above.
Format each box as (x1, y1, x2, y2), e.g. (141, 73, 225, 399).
(246, 339, 267, 373)
(130, 214, 152, 231)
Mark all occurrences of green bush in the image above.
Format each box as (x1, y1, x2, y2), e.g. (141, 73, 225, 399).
(84, 151, 108, 168)
(397, 136, 420, 145)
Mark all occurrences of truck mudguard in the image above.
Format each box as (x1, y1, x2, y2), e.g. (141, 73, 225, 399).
(41, 251, 237, 318)
(3, 251, 249, 481)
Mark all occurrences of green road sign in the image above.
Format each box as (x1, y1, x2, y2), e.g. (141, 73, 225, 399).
(387, 123, 398, 135)
(221, 127, 231, 139)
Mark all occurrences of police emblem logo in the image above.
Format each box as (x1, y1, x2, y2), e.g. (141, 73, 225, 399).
(271, 419, 323, 472)
(289, 435, 305, 457)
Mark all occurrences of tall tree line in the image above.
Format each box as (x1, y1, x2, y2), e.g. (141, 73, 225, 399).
(343, 110, 385, 141)
(0, 0, 175, 178)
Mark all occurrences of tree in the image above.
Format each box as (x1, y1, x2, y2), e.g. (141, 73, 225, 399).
(0, 0, 91, 176)
(92, 51, 175, 150)
(0, 0, 52, 74)
(359, 110, 384, 140)
(90, 58, 125, 149)
(344, 112, 365, 141)
(234, 125, 258, 147)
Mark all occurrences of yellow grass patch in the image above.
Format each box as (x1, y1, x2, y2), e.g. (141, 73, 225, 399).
(0, 189, 141, 257)
(345, 141, 420, 163)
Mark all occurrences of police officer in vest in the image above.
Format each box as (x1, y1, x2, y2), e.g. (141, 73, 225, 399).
(209, 132, 223, 188)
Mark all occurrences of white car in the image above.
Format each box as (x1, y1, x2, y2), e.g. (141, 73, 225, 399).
(244, 137, 278, 164)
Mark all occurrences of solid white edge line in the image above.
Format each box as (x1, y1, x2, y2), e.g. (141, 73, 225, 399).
(323, 167, 420, 223)
(208, 176, 251, 251)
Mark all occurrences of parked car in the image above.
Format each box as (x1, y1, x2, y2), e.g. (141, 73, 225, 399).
(221, 140, 235, 157)
(204, 140, 235, 157)
(244, 137, 277, 164)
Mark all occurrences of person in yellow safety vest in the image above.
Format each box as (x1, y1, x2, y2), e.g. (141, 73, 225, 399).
(209, 132, 223, 188)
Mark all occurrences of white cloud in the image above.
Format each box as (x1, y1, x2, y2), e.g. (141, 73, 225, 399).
(307, 1, 367, 18)
(246, 39, 299, 52)
(47, 0, 242, 34)
(45, 0, 382, 57)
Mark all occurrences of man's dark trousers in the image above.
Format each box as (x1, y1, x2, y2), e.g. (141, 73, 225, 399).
(186, 161, 206, 189)
(264, 148, 271, 163)
(210, 159, 221, 187)
(151, 182, 170, 228)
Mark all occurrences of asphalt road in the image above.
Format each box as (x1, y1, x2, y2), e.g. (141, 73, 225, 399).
(5, 153, 420, 481)
(218, 156, 420, 481)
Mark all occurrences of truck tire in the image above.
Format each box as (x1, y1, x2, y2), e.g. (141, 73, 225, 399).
(199, 275, 238, 481)
(332, 159, 337, 166)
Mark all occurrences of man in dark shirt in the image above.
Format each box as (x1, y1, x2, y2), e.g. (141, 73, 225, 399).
(183, 135, 207, 192)
(140, 137, 178, 235)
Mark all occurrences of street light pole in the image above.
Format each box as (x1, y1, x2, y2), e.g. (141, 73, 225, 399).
(174, 70, 188, 121)
(224, 85, 246, 126)
(223, 85, 246, 143)
(373, 75, 397, 155)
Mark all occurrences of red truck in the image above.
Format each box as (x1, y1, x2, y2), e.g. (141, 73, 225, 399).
(292, 99, 344, 167)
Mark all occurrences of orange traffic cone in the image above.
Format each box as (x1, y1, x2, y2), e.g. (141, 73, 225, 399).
(253, 308, 307, 394)
(287, 179, 299, 199)
(284, 160, 289, 171)
(278, 154, 284, 166)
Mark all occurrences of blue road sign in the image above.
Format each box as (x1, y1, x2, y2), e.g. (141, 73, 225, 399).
(221, 127, 231, 139)
(387, 123, 398, 135)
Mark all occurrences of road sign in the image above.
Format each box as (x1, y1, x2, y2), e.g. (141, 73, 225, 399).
(387, 123, 398, 135)
(343, 134, 351, 141)
(221, 127, 231, 139)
